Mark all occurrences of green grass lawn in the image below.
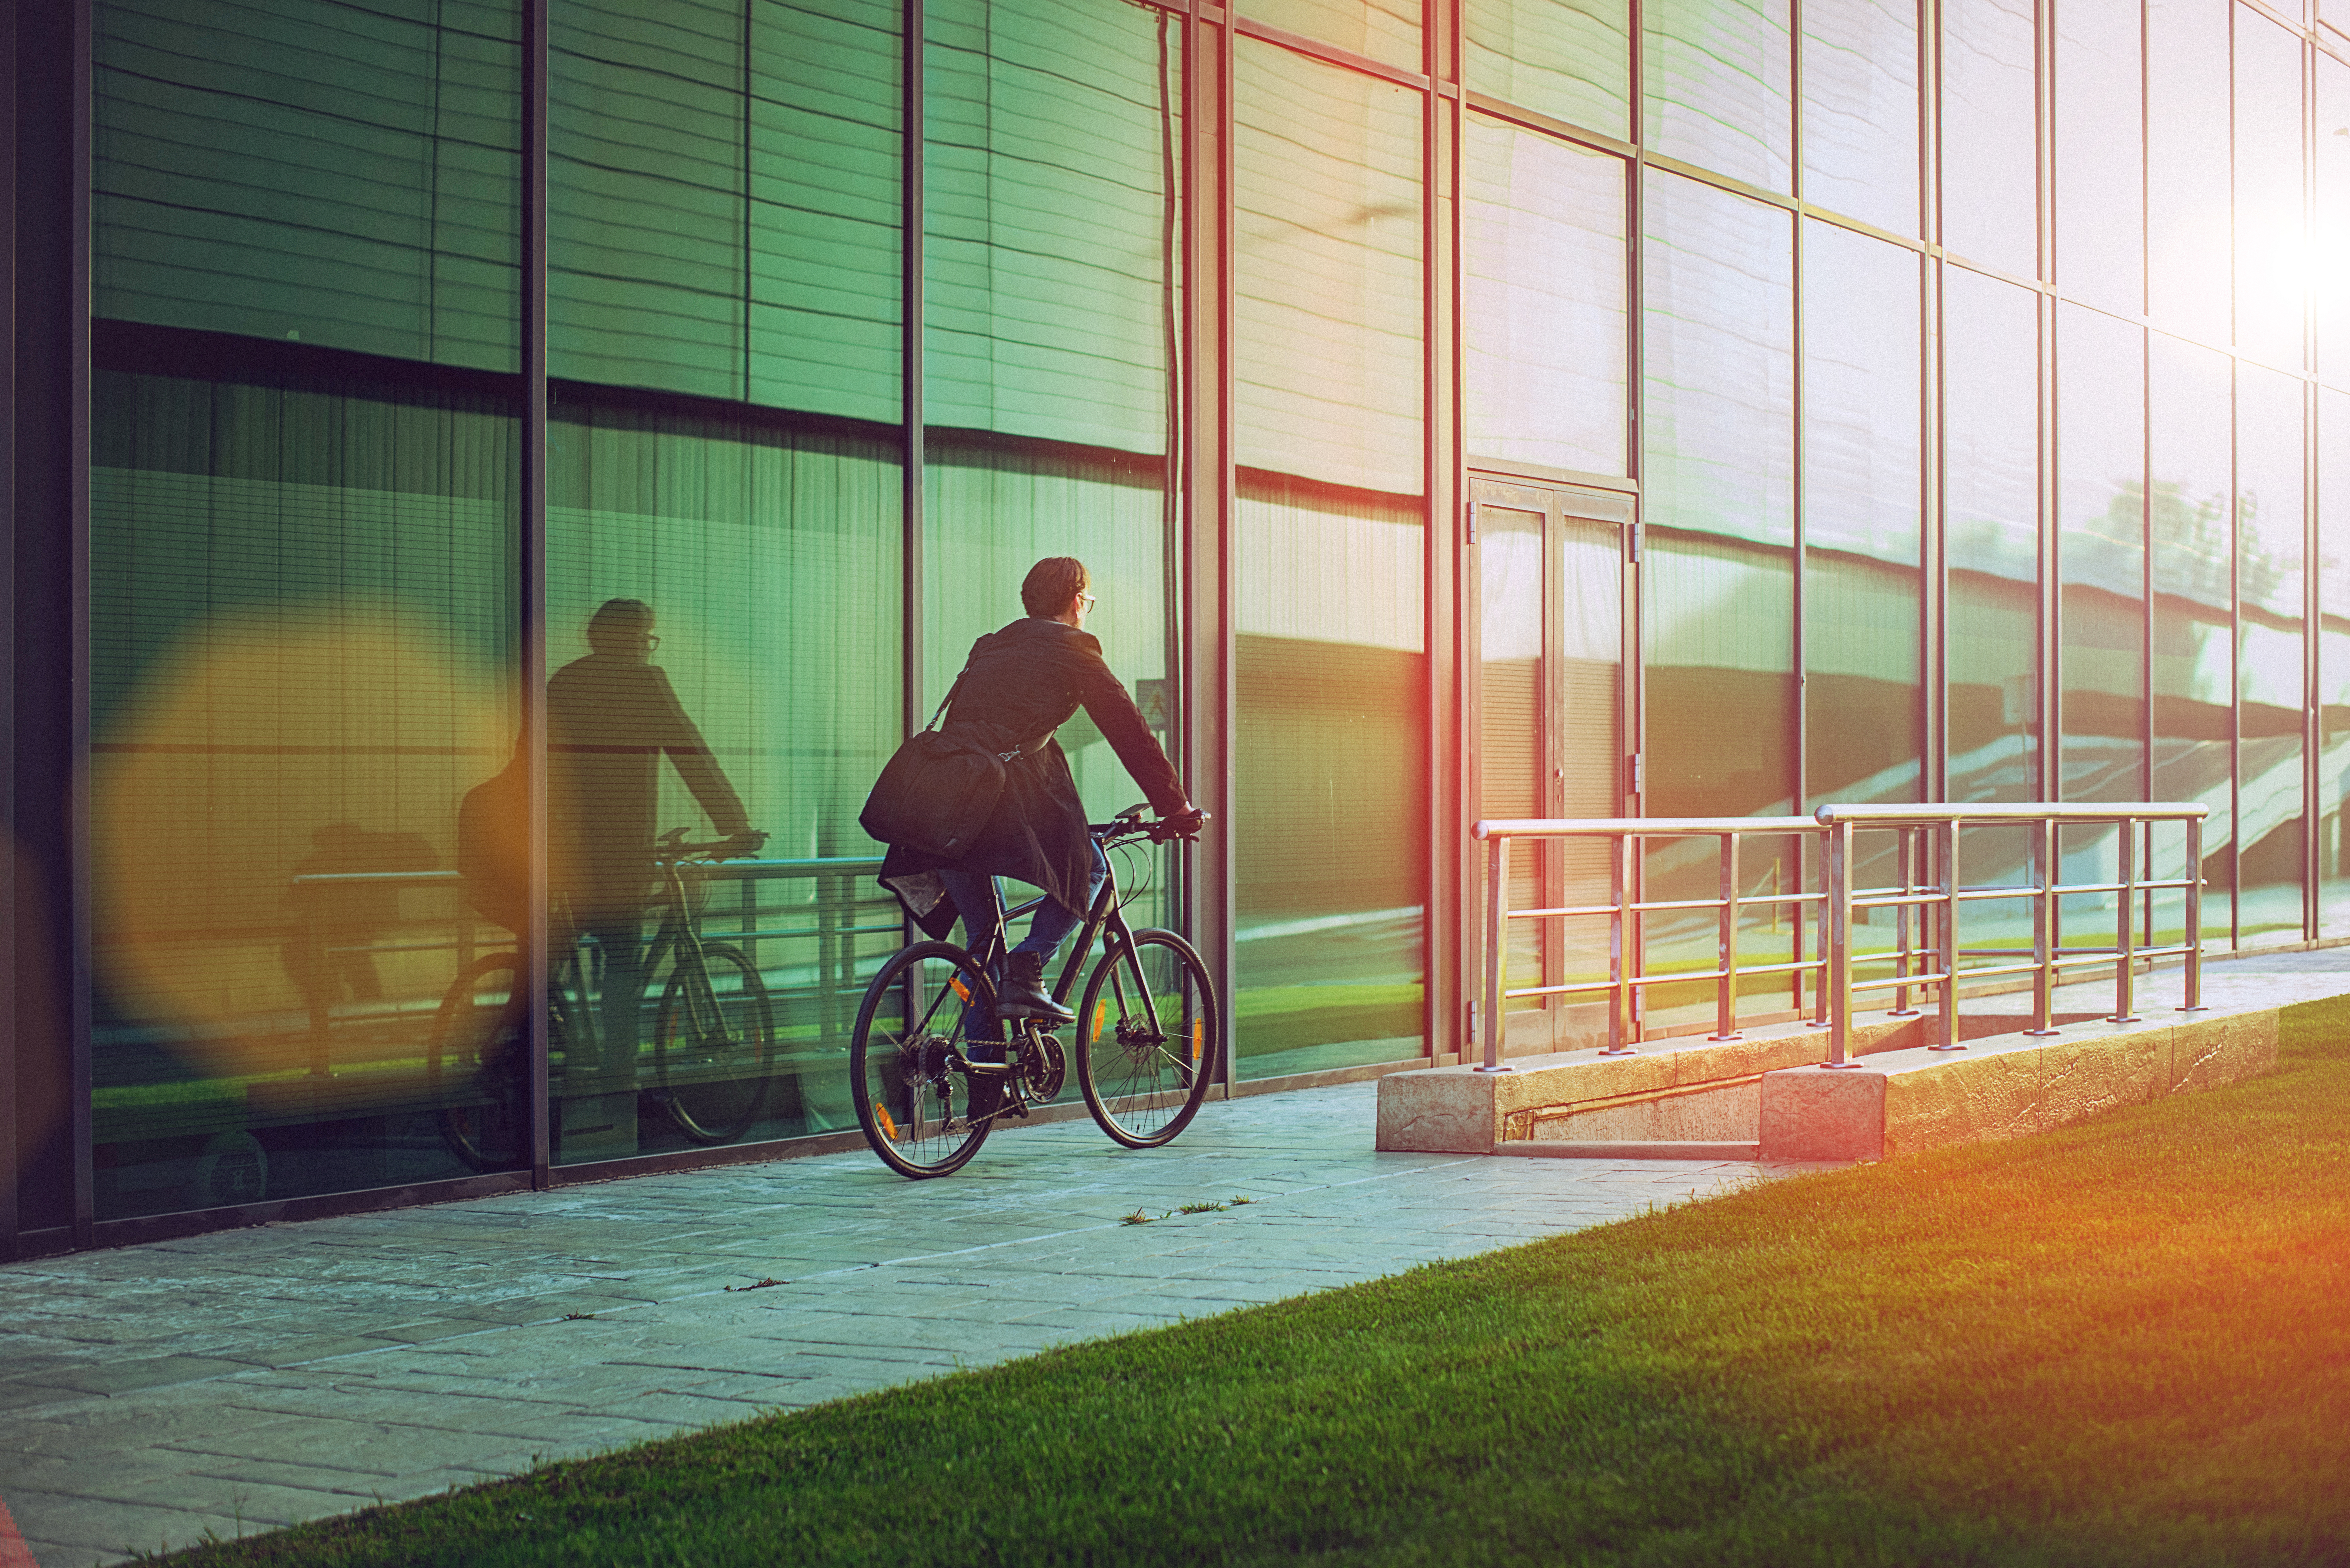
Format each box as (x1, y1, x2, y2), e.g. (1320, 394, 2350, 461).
(156, 999, 2350, 1566)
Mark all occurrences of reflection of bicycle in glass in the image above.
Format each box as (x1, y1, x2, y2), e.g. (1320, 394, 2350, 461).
(429, 828, 775, 1168)
(852, 806, 1218, 1179)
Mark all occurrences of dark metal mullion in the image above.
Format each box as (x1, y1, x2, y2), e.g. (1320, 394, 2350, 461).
(522, 0, 551, 1185)
(1424, 0, 1455, 1064)
(1214, 10, 1236, 1091)
(1791, 0, 1807, 818)
(0, 0, 17, 1257)
(902, 0, 924, 747)
(1922, 0, 1945, 806)
(2038, 0, 2059, 808)
(2227, 2, 2241, 946)
(742, 0, 754, 404)
(69, 0, 95, 1247)
(2305, 31, 2321, 939)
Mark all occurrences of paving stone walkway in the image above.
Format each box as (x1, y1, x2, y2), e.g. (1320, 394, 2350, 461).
(4, 945, 2342, 1567)
(0, 1081, 1814, 1566)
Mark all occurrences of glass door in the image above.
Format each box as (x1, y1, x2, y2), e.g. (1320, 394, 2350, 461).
(1470, 478, 1636, 1054)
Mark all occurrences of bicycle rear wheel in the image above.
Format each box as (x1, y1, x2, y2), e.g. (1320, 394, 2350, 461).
(1076, 928, 1217, 1148)
(850, 941, 997, 1178)
(653, 942, 776, 1144)
(427, 953, 528, 1170)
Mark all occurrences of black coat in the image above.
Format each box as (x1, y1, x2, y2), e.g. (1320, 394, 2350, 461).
(879, 617, 1186, 939)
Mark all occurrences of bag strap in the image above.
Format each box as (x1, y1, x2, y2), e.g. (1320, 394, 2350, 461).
(925, 666, 972, 732)
(929, 664, 1033, 763)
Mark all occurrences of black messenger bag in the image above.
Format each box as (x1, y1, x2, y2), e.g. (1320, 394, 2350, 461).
(859, 673, 1024, 859)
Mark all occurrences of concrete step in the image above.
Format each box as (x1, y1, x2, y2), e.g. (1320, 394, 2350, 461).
(1378, 1001, 2280, 1164)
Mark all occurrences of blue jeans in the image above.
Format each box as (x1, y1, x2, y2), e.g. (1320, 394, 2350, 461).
(938, 845, 1107, 965)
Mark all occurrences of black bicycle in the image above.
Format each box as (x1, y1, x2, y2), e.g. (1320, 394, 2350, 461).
(428, 829, 777, 1167)
(850, 806, 1219, 1178)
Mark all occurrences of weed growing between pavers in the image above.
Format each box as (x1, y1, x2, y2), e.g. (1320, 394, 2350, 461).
(145, 999, 2350, 1567)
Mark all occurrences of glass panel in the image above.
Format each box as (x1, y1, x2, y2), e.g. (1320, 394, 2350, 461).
(2057, 303, 2146, 803)
(93, 0, 521, 371)
(552, 0, 900, 409)
(1477, 502, 1547, 1016)
(1463, 0, 1632, 137)
(1800, 0, 1919, 236)
(2319, 387, 2350, 933)
(2320, 52, 2350, 389)
(2148, 333, 2234, 946)
(1233, 40, 1427, 1079)
(921, 0, 1183, 942)
(2237, 363, 2308, 938)
(1803, 222, 1922, 805)
(549, 0, 747, 397)
(545, 403, 902, 1164)
(89, 365, 519, 1217)
(750, 0, 902, 421)
(2147, 0, 2233, 347)
(1944, 266, 2041, 805)
(925, 0, 1179, 452)
(1463, 117, 1628, 475)
(1643, 170, 1798, 1025)
(1643, 0, 1792, 195)
(2053, 0, 2144, 315)
(1940, 0, 2037, 278)
(1944, 266, 2042, 958)
(2235, 11, 2308, 373)
(1242, 0, 1423, 72)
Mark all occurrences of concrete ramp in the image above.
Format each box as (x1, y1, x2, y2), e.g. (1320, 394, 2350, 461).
(1376, 997, 2281, 1163)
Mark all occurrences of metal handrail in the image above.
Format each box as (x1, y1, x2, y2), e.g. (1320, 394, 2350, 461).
(1472, 817, 1823, 1070)
(1812, 802, 2208, 1064)
(1470, 803, 2210, 1074)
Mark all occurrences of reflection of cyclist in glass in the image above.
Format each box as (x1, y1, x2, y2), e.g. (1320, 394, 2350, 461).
(550, 599, 763, 1077)
(880, 558, 1202, 1023)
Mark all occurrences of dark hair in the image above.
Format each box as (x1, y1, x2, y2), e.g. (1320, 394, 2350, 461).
(587, 598, 654, 653)
(1020, 557, 1090, 618)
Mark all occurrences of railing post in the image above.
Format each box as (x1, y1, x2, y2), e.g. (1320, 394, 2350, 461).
(2111, 815, 2139, 1023)
(1603, 832, 1634, 1056)
(1477, 833, 1511, 1072)
(1932, 818, 1962, 1049)
(2180, 813, 2205, 1013)
(1890, 828, 1919, 1016)
(1711, 831, 1741, 1041)
(1825, 818, 1858, 1066)
(1807, 833, 1831, 1028)
(2028, 816, 2059, 1035)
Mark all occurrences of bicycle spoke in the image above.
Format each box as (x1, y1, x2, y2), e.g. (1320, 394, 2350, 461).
(1078, 929, 1217, 1148)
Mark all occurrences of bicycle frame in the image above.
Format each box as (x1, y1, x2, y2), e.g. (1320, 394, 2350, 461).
(959, 827, 1167, 1042)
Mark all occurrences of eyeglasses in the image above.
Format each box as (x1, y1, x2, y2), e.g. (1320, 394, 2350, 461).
(643, 633, 662, 651)
(1076, 592, 1098, 612)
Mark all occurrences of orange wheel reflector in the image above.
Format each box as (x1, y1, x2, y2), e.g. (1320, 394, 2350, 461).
(950, 977, 970, 1002)
(876, 1103, 901, 1142)
(1093, 1001, 1108, 1039)
(1192, 1018, 1203, 1062)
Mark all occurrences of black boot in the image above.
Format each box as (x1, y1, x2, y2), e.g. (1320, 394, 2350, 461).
(994, 951, 1074, 1025)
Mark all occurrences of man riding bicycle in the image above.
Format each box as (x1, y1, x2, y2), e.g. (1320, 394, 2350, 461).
(878, 557, 1204, 1024)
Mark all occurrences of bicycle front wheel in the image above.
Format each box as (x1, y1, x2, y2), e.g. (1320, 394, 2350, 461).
(653, 943, 777, 1144)
(1076, 928, 1218, 1149)
(427, 952, 528, 1171)
(851, 942, 996, 1178)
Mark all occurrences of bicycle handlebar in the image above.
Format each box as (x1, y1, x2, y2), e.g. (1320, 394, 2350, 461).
(1091, 810, 1209, 846)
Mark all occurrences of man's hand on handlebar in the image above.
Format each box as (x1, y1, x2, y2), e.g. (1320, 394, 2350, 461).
(1150, 806, 1209, 843)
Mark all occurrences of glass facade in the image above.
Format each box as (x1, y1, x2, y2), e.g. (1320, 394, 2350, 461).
(12, 0, 2350, 1246)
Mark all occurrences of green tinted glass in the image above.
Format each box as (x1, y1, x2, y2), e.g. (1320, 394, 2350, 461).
(95, 0, 522, 369)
